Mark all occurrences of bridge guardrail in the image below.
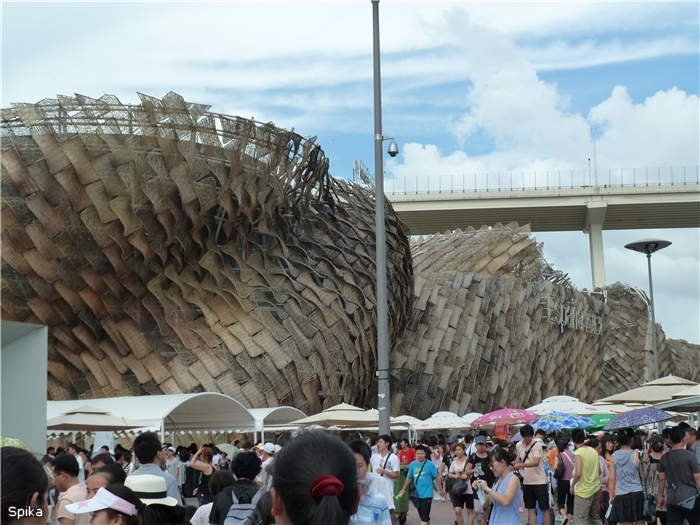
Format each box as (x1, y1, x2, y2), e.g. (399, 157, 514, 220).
(384, 166, 700, 194)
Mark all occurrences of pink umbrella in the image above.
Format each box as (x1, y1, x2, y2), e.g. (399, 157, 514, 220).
(471, 408, 538, 427)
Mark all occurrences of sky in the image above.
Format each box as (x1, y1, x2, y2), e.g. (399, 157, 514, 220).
(2, 1, 698, 343)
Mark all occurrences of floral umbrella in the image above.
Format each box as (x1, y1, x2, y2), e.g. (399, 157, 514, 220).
(471, 408, 538, 427)
(531, 412, 596, 431)
(603, 407, 675, 430)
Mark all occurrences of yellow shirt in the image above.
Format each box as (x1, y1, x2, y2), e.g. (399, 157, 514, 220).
(573, 446, 600, 499)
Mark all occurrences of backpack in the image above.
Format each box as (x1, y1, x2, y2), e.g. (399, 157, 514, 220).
(223, 488, 265, 525)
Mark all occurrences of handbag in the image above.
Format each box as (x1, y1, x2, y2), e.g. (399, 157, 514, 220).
(451, 460, 468, 495)
(668, 481, 699, 510)
(409, 462, 426, 508)
(553, 452, 566, 480)
(637, 452, 656, 523)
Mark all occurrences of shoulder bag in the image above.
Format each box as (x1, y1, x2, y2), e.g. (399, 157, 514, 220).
(553, 452, 566, 480)
(409, 462, 426, 508)
(637, 451, 656, 522)
(451, 459, 468, 495)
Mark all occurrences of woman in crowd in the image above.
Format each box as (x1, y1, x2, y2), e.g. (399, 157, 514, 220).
(86, 465, 128, 499)
(588, 437, 610, 525)
(447, 442, 474, 525)
(644, 435, 667, 525)
(608, 427, 646, 525)
(1, 446, 50, 525)
(190, 446, 216, 506)
(190, 470, 234, 525)
(66, 484, 144, 525)
(552, 437, 575, 524)
(271, 432, 360, 525)
(473, 446, 521, 524)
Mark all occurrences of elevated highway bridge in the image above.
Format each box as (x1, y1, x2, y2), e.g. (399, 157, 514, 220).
(385, 167, 700, 289)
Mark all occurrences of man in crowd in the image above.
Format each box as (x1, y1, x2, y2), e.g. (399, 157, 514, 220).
(165, 446, 181, 491)
(514, 424, 552, 525)
(89, 453, 114, 470)
(399, 445, 440, 525)
(115, 449, 133, 475)
(467, 435, 495, 525)
(397, 438, 416, 466)
(52, 454, 90, 525)
(258, 442, 276, 490)
(570, 428, 601, 525)
(371, 435, 400, 485)
(129, 431, 183, 504)
(350, 439, 395, 525)
(659, 426, 700, 525)
(67, 444, 85, 483)
(685, 428, 700, 464)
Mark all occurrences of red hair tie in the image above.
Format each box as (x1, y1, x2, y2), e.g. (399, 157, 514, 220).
(311, 475, 344, 502)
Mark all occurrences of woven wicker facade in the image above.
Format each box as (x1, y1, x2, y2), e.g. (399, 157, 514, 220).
(1, 92, 413, 414)
(2, 92, 698, 416)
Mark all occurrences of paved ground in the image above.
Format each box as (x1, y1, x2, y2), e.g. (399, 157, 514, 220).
(398, 497, 529, 525)
(186, 495, 531, 524)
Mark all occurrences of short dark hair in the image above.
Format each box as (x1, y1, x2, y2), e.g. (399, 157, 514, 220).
(685, 428, 698, 439)
(669, 426, 686, 444)
(377, 434, 393, 446)
(535, 428, 546, 437)
(427, 437, 438, 447)
(571, 428, 586, 445)
(52, 453, 80, 478)
(617, 427, 635, 446)
(520, 425, 534, 438)
(454, 442, 466, 452)
(662, 428, 671, 439)
(68, 443, 78, 452)
(209, 470, 235, 495)
(234, 440, 241, 447)
(91, 453, 115, 467)
(414, 445, 429, 455)
(400, 438, 410, 445)
(348, 439, 372, 465)
(133, 431, 162, 464)
(115, 450, 131, 463)
(101, 445, 110, 451)
(91, 464, 127, 485)
(588, 437, 599, 449)
(232, 451, 262, 480)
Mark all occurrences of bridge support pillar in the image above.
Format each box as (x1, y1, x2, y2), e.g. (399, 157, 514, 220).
(585, 201, 607, 290)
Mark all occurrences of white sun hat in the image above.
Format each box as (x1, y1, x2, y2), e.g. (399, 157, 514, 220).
(124, 474, 178, 506)
(65, 487, 138, 515)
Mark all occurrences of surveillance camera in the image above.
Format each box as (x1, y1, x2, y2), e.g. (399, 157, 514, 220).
(387, 139, 399, 158)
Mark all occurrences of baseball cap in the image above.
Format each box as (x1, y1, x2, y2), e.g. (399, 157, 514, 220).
(263, 442, 276, 454)
(475, 436, 487, 445)
(446, 436, 458, 444)
(66, 487, 138, 515)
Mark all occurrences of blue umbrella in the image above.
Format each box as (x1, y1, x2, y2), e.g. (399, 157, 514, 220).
(603, 407, 674, 430)
(532, 411, 596, 431)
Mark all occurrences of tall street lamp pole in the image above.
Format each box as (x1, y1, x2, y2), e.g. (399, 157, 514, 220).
(624, 239, 671, 380)
(373, 0, 390, 436)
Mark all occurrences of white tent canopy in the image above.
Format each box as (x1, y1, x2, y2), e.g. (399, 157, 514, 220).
(248, 407, 307, 442)
(48, 393, 256, 437)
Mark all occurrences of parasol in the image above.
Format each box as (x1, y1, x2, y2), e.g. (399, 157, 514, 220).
(531, 412, 595, 431)
(603, 407, 675, 431)
(471, 408, 538, 427)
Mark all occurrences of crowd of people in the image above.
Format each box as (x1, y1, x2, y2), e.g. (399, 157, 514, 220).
(2, 423, 699, 525)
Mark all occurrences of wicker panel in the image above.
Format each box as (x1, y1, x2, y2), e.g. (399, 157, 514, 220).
(3, 92, 696, 417)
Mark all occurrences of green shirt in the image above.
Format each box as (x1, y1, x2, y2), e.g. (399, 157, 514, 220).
(574, 446, 600, 499)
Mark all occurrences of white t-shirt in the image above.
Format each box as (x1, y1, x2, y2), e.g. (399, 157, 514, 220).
(366, 471, 396, 510)
(75, 454, 85, 483)
(370, 452, 400, 483)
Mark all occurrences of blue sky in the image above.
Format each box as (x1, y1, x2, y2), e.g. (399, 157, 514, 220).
(2, 1, 698, 343)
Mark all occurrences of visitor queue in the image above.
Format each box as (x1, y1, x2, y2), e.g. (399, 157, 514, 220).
(3, 424, 700, 525)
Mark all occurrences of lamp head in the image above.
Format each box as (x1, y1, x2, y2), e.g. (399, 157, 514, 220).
(387, 139, 399, 158)
(624, 239, 672, 255)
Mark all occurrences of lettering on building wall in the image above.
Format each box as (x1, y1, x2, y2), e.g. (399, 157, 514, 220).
(546, 296, 603, 335)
